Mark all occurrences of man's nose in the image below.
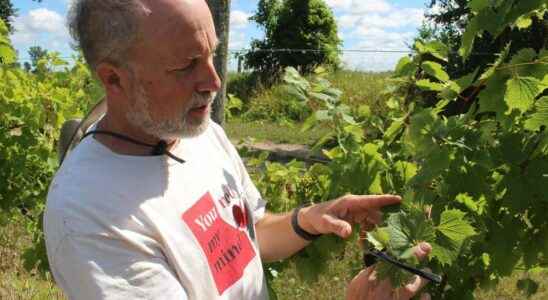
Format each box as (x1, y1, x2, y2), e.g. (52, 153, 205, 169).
(196, 60, 221, 93)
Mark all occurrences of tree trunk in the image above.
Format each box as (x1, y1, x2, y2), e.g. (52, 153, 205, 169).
(206, 0, 230, 127)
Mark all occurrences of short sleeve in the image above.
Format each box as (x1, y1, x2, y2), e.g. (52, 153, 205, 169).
(49, 233, 188, 300)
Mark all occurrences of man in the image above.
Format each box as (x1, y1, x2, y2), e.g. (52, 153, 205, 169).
(44, 0, 432, 299)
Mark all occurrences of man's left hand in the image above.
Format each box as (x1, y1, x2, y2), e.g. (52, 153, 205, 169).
(298, 194, 402, 238)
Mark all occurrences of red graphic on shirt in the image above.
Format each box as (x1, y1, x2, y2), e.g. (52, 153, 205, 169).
(232, 205, 247, 229)
(182, 192, 256, 295)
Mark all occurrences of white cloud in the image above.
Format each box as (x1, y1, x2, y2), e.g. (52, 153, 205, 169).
(10, 8, 70, 55)
(339, 8, 424, 32)
(230, 10, 251, 28)
(331, 1, 426, 70)
(338, 14, 361, 29)
(325, 0, 353, 10)
(350, 0, 392, 14)
(327, 0, 392, 14)
(353, 28, 416, 50)
(229, 30, 247, 49)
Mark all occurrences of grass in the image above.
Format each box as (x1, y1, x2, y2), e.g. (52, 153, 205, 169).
(0, 216, 65, 300)
(227, 70, 392, 123)
(224, 119, 331, 146)
(326, 70, 392, 115)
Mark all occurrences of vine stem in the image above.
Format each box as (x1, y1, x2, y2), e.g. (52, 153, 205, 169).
(496, 59, 548, 72)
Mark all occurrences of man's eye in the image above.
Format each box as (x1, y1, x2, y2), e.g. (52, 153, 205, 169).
(176, 60, 197, 73)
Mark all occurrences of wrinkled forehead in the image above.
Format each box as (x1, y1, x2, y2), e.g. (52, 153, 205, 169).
(137, 0, 217, 61)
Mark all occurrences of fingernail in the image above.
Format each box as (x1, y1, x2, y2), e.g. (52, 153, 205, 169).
(419, 242, 432, 252)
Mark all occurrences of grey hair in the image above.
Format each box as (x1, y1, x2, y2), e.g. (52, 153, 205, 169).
(67, 0, 150, 71)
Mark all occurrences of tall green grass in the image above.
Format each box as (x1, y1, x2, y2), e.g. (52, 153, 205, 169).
(226, 70, 392, 123)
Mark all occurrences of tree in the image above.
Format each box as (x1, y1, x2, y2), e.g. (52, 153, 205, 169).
(28, 45, 48, 71)
(206, 0, 230, 127)
(423, 0, 548, 77)
(0, 0, 42, 33)
(0, 0, 15, 33)
(246, 0, 341, 79)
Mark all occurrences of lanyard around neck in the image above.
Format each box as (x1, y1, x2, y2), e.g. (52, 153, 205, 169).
(81, 130, 186, 164)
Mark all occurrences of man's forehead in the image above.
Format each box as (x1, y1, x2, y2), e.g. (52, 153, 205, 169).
(137, 0, 217, 58)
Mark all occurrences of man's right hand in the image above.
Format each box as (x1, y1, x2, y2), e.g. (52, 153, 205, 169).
(346, 242, 433, 300)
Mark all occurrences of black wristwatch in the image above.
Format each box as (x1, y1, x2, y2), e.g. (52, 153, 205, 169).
(291, 204, 322, 241)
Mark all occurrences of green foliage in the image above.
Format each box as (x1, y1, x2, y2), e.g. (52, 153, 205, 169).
(0, 24, 101, 273)
(0, 19, 15, 64)
(224, 94, 243, 121)
(425, 0, 547, 78)
(256, 2, 548, 298)
(226, 70, 390, 124)
(246, 0, 341, 78)
(0, 0, 16, 33)
(28, 46, 49, 72)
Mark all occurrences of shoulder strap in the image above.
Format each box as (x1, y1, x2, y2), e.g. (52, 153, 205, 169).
(58, 97, 107, 165)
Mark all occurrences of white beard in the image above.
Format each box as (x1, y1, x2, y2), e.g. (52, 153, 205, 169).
(126, 85, 216, 140)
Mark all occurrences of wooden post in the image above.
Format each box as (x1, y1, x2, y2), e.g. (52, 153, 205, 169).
(206, 0, 230, 127)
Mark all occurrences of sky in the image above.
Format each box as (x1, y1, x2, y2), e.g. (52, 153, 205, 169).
(9, 0, 435, 71)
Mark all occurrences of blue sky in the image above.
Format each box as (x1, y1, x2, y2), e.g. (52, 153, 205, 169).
(10, 0, 433, 71)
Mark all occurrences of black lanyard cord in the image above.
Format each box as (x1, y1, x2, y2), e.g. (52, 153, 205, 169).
(81, 130, 186, 164)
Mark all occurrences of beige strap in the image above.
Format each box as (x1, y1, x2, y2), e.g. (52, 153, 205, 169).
(58, 97, 107, 165)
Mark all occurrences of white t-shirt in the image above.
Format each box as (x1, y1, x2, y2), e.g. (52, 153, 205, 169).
(44, 120, 269, 300)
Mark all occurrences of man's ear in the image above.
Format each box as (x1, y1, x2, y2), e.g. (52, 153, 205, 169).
(96, 62, 132, 98)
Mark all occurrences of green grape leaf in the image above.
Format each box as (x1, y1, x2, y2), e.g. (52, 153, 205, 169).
(386, 210, 436, 254)
(456, 193, 486, 215)
(404, 108, 438, 157)
(393, 161, 418, 185)
(509, 48, 547, 79)
(367, 227, 391, 251)
(416, 40, 449, 62)
(376, 260, 415, 288)
(469, 0, 490, 13)
(525, 96, 548, 131)
(478, 72, 509, 114)
(515, 15, 534, 29)
(421, 61, 450, 82)
(416, 79, 445, 91)
(505, 76, 542, 113)
(431, 234, 461, 266)
(411, 146, 453, 185)
(394, 56, 417, 77)
(437, 209, 477, 243)
(459, 17, 481, 59)
(384, 118, 405, 144)
(387, 213, 410, 251)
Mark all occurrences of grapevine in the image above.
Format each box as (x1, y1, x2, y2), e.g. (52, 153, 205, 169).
(263, 1, 548, 298)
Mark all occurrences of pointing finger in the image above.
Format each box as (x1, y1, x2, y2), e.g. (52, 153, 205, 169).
(343, 194, 402, 211)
